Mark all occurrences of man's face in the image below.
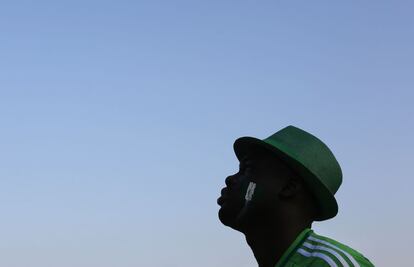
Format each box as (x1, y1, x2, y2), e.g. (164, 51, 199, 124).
(217, 147, 293, 230)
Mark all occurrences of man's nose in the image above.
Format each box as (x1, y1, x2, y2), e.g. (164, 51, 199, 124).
(225, 174, 239, 187)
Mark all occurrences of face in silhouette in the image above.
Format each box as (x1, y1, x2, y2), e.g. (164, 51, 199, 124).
(217, 146, 295, 231)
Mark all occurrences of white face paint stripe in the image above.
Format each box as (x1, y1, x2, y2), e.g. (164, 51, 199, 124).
(245, 182, 256, 201)
(297, 248, 338, 267)
(303, 242, 350, 267)
(307, 236, 360, 267)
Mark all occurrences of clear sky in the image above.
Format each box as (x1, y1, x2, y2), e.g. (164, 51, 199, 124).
(1, 1, 413, 266)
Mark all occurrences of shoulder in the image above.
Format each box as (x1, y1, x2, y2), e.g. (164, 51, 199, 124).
(290, 231, 375, 267)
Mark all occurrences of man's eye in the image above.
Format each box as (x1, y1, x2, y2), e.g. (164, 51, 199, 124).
(239, 160, 254, 173)
(243, 165, 253, 173)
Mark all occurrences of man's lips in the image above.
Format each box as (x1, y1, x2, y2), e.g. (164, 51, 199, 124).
(217, 187, 230, 206)
(217, 195, 228, 206)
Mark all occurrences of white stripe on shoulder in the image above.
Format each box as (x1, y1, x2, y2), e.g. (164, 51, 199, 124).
(297, 248, 338, 267)
(307, 235, 360, 267)
(303, 242, 349, 267)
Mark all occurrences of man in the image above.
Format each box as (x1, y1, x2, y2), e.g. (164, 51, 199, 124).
(217, 125, 374, 267)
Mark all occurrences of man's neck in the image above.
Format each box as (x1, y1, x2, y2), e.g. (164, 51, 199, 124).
(244, 219, 310, 267)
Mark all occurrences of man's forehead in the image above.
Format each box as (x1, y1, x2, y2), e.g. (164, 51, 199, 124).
(239, 147, 297, 180)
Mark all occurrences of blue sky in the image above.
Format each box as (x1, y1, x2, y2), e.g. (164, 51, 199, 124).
(1, 1, 413, 266)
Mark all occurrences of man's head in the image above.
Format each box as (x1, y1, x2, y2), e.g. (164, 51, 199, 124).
(217, 125, 342, 232)
(217, 145, 317, 232)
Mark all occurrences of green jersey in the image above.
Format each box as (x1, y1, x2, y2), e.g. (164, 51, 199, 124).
(275, 229, 374, 267)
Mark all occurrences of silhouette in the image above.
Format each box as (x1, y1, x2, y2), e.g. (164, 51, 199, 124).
(217, 125, 374, 267)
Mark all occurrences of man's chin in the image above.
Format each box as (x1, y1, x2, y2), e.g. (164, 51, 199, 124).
(218, 205, 244, 231)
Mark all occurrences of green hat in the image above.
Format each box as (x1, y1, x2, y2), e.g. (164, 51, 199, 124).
(233, 125, 342, 221)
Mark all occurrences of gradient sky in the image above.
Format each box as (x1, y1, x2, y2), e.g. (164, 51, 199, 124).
(1, 1, 413, 266)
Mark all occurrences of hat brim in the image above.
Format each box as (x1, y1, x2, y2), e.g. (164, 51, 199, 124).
(233, 136, 338, 221)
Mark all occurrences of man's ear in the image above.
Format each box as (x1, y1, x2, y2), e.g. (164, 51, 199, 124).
(279, 178, 302, 199)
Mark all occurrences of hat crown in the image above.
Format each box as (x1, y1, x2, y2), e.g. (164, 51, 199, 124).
(265, 126, 342, 195)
